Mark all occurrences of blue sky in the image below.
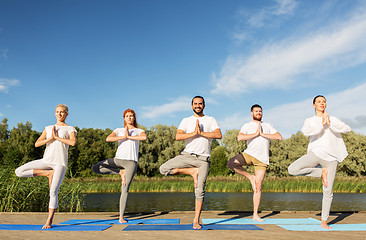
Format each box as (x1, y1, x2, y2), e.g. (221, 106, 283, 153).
(1, 0, 366, 138)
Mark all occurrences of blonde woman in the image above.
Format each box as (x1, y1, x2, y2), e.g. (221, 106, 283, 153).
(15, 104, 77, 229)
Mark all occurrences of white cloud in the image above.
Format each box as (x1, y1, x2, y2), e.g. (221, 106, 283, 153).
(214, 11, 366, 95)
(0, 78, 20, 93)
(218, 82, 366, 138)
(141, 96, 192, 119)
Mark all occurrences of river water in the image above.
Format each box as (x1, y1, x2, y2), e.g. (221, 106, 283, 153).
(82, 192, 366, 212)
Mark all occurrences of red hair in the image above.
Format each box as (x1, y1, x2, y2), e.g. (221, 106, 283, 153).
(123, 109, 137, 127)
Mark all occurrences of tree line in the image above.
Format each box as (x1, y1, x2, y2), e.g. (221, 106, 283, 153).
(1, 118, 365, 178)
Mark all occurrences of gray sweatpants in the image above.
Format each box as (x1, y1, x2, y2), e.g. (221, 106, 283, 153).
(92, 158, 137, 216)
(159, 152, 210, 201)
(288, 151, 338, 221)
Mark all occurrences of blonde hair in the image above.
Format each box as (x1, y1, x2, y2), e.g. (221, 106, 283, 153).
(56, 104, 69, 114)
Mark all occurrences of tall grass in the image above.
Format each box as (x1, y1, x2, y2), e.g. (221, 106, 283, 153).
(73, 175, 366, 193)
(0, 169, 84, 212)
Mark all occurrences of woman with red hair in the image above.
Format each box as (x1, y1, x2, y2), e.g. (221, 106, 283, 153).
(92, 109, 146, 223)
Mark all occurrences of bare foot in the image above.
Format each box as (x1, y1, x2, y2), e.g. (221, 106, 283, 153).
(119, 170, 126, 186)
(249, 175, 257, 192)
(119, 216, 128, 223)
(47, 170, 55, 189)
(190, 168, 199, 188)
(253, 215, 264, 222)
(320, 220, 332, 229)
(42, 221, 52, 229)
(193, 220, 202, 229)
(322, 168, 328, 187)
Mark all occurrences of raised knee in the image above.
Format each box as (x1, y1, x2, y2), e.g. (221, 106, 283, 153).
(159, 164, 168, 176)
(288, 164, 297, 176)
(227, 158, 236, 170)
(14, 168, 22, 177)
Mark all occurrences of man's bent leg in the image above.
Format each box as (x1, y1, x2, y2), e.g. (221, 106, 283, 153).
(227, 153, 257, 192)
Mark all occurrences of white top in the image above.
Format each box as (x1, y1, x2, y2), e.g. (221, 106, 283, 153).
(114, 127, 145, 162)
(240, 121, 278, 165)
(301, 116, 351, 162)
(43, 125, 77, 166)
(178, 115, 220, 157)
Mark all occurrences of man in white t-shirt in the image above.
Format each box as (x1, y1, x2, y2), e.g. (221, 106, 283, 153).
(227, 104, 282, 222)
(160, 96, 222, 229)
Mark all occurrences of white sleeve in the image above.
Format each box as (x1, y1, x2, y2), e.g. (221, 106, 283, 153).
(267, 123, 277, 134)
(239, 123, 249, 134)
(329, 117, 352, 134)
(178, 119, 187, 132)
(301, 118, 323, 137)
(210, 117, 220, 131)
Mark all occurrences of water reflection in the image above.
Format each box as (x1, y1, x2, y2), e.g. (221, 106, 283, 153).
(82, 192, 366, 212)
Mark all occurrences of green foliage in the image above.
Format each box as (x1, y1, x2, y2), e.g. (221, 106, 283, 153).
(0, 118, 365, 180)
(138, 124, 185, 176)
(209, 146, 231, 176)
(67, 127, 115, 177)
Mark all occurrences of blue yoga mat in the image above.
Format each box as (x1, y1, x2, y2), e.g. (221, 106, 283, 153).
(0, 224, 111, 231)
(202, 218, 321, 225)
(59, 218, 180, 225)
(278, 224, 366, 231)
(123, 224, 263, 231)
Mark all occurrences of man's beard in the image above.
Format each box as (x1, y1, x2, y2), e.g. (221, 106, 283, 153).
(194, 108, 203, 115)
(253, 115, 262, 121)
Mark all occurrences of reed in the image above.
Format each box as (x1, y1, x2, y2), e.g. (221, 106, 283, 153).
(0, 169, 84, 212)
(70, 175, 366, 193)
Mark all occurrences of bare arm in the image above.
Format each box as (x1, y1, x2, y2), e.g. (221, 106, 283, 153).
(53, 127, 77, 146)
(106, 131, 127, 142)
(260, 131, 282, 140)
(127, 131, 147, 141)
(200, 128, 222, 139)
(237, 123, 261, 141)
(176, 119, 200, 140)
(35, 129, 54, 147)
(176, 129, 198, 141)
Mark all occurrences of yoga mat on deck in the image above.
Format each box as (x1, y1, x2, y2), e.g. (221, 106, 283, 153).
(59, 219, 180, 225)
(278, 224, 366, 231)
(123, 224, 263, 231)
(0, 224, 111, 231)
(203, 218, 321, 225)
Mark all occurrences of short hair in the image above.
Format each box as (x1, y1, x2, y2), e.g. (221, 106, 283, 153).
(191, 96, 205, 105)
(313, 95, 326, 104)
(251, 104, 262, 112)
(56, 104, 68, 114)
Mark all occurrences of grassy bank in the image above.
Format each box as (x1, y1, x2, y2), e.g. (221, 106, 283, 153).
(66, 175, 366, 194)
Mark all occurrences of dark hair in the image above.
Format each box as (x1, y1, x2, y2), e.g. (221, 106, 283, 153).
(313, 95, 326, 104)
(251, 104, 262, 112)
(191, 96, 205, 105)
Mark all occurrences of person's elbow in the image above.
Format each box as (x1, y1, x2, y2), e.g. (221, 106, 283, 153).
(70, 139, 77, 146)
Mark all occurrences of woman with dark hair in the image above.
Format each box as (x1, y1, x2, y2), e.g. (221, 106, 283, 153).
(15, 104, 77, 229)
(92, 109, 146, 223)
(288, 95, 351, 229)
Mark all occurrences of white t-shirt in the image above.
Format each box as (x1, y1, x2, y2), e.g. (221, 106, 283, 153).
(302, 116, 351, 162)
(178, 115, 220, 157)
(43, 125, 77, 166)
(114, 127, 145, 162)
(240, 121, 278, 165)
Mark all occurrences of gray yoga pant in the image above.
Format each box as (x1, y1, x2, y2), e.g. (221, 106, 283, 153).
(92, 158, 137, 216)
(288, 151, 338, 221)
(159, 151, 210, 201)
